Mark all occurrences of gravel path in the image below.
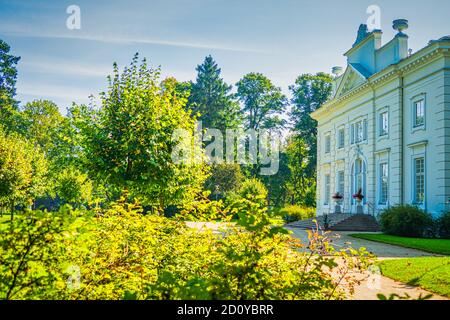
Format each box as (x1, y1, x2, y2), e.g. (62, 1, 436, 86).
(286, 227, 448, 300)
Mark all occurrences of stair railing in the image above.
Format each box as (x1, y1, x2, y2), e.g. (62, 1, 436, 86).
(366, 202, 375, 216)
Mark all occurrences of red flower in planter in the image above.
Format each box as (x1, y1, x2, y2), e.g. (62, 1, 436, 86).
(332, 192, 343, 200)
(352, 188, 364, 201)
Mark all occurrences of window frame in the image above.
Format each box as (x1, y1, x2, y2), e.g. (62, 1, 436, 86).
(350, 118, 368, 144)
(412, 94, 426, 130)
(413, 156, 425, 205)
(324, 174, 331, 205)
(378, 162, 389, 205)
(379, 111, 389, 137)
(337, 127, 345, 149)
(337, 170, 345, 196)
(324, 132, 331, 154)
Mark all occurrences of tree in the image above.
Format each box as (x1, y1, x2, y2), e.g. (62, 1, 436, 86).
(205, 163, 244, 200)
(0, 128, 48, 219)
(19, 100, 65, 153)
(54, 168, 93, 206)
(289, 73, 333, 160)
(261, 150, 290, 208)
(0, 39, 20, 103)
(236, 73, 287, 131)
(0, 39, 21, 132)
(288, 73, 332, 206)
(72, 54, 208, 211)
(187, 56, 241, 132)
(285, 135, 315, 207)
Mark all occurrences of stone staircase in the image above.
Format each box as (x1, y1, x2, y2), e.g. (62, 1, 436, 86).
(287, 214, 380, 232)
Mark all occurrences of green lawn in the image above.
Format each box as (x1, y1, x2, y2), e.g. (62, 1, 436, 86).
(349, 233, 450, 255)
(378, 257, 450, 297)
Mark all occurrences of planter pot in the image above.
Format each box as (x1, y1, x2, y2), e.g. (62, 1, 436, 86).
(333, 199, 343, 214)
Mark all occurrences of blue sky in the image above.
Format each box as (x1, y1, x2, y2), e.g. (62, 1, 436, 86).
(1, 0, 449, 112)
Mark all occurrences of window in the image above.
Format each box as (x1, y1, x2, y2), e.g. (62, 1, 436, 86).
(379, 112, 388, 136)
(324, 174, 330, 205)
(414, 157, 425, 204)
(324, 134, 331, 154)
(352, 159, 366, 204)
(379, 163, 388, 204)
(337, 128, 345, 149)
(351, 119, 368, 144)
(337, 171, 345, 195)
(414, 99, 425, 127)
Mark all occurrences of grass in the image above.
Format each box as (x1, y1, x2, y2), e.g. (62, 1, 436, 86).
(378, 257, 450, 297)
(349, 233, 450, 255)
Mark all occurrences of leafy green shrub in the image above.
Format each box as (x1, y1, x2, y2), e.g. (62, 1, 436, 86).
(0, 206, 82, 299)
(379, 205, 434, 237)
(238, 178, 268, 204)
(0, 128, 49, 217)
(0, 197, 372, 300)
(54, 168, 93, 206)
(437, 212, 450, 239)
(279, 205, 316, 223)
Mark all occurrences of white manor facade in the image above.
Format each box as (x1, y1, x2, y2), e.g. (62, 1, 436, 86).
(312, 20, 450, 218)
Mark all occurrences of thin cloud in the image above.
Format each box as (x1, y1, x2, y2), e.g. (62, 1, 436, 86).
(2, 28, 268, 54)
(21, 60, 113, 78)
(17, 83, 96, 102)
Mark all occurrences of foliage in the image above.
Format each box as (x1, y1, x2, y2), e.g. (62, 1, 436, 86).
(437, 211, 450, 239)
(349, 233, 450, 255)
(71, 54, 208, 211)
(178, 191, 229, 221)
(279, 205, 316, 223)
(236, 72, 287, 131)
(285, 135, 316, 206)
(288, 73, 332, 205)
(0, 128, 49, 216)
(0, 39, 20, 104)
(0, 207, 80, 299)
(0, 198, 372, 300)
(379, 205, 434, 237)
(186, 55, 241, 132)
(235, 178, 268, 206)
(0, 39, 21, 132)
(378, 257, 450, 298)
(261, 151, 291, 208)
(289, 72, 333, 146)
(18, 100, 70, 160)
(205, 163, 244, 200)
(54, 168, 93, 206)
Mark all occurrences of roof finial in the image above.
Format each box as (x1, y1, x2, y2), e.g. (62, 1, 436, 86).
(393, 19, 409, 35)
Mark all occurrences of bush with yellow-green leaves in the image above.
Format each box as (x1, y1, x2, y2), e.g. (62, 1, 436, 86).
(0, 196, 372, 300)
(279, 205, 316, 223)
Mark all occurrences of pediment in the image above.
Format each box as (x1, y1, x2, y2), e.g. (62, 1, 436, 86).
(333, 65, 368, 99)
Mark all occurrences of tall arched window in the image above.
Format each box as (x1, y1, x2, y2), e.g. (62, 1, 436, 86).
(352, 158, 366, 204)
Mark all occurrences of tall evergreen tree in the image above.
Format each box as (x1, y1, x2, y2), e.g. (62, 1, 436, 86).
(187, 55, 241, 132)
(0, 39, 21, 132)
